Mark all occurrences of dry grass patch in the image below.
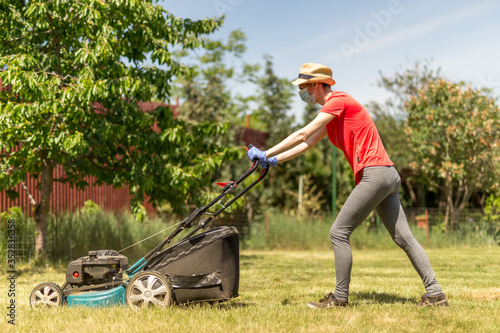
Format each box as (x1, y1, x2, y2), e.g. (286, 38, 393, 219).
(458, 288, 500, 301)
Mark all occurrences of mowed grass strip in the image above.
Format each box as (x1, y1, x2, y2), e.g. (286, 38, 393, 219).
(1, 247, 499, 333)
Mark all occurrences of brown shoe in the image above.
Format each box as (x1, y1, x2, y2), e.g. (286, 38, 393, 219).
(418, 293, 449, 307)
(307, 293, 349, 309)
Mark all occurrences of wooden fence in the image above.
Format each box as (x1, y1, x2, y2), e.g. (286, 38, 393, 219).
(0, 165, 158, 216)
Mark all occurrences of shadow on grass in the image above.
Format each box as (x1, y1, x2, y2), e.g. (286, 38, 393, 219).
(240, 254, 265, 267)
(240, 254, 262, 260)
(350, 291, 415, 305)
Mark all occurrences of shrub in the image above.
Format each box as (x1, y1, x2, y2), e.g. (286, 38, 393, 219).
(242, 211, 498, 250)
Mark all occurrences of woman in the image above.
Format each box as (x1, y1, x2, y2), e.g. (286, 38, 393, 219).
(247, 63, 448, 308)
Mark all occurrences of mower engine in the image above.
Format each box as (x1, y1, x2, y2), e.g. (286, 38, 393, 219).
(66, 250, 129, 286)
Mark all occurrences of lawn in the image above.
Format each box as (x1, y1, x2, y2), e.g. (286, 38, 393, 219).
(1, 247, 499, 332)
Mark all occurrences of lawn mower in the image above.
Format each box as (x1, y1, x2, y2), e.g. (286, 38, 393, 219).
(29, 150, 268, 309)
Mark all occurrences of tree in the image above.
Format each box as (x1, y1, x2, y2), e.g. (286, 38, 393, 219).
(368, 102, 417, 206)
(173, 29, 257, 126)
(377, 58, 443, 117)
(0, 0, 240, 256)
(252, 55, 297, 211)
(169, 30, 261, 213)
(370, 59, 444, 207)
(406, 79, 500, 230)
(253, 55, 295, 136)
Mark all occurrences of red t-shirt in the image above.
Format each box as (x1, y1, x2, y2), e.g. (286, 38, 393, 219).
(320, 91, 393, 184)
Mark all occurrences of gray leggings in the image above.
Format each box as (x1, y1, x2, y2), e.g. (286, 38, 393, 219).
(330, 166, 442, 300)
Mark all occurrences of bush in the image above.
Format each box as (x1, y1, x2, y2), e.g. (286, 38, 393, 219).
(46, 209, 179, 263)
(0, 207, 35, 260)
(242, 211, 397, 251)
(242, 211, 332, 250)
(484, 195, 500, 245)
(242, 211, 498, 250)
(2, 206, 496, 266)
(0, 204, 184, 264)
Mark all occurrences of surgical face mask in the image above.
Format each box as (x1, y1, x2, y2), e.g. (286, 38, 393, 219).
(299, 85, 317, 105)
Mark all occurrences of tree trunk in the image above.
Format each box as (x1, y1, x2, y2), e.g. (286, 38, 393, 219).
(444, 179, 474, 232)
(35, 159, 54, 257)
(405, 180, 417, 207)
(443, 178, 456, 232)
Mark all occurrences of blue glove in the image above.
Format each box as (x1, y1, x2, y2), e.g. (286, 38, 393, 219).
(247, 147, 267, 167)
(267, 156, 278, 167)
(247, 147, 278, 168)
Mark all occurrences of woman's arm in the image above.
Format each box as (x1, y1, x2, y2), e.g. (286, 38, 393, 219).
(266, 112, 334, 158)
(274, 126, 328, 163)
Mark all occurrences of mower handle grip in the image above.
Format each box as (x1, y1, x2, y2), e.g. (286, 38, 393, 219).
(247, 144, 261, 163)
(235, 144, 261, 185)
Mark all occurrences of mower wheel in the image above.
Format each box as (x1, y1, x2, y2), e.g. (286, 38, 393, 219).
(30, 282, 64, 308)
(126, 271, 173, 310)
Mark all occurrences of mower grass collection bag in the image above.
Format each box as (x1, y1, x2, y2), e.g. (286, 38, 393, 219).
(145, 226, 240, 304)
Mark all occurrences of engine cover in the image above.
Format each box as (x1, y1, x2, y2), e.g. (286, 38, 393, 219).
(66, 250, 129, 286)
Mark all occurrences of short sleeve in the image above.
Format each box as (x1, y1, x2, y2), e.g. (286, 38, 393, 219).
(320, 95, 345, 117)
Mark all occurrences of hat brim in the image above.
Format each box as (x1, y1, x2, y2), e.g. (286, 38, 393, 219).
(291, 77, 336, 86)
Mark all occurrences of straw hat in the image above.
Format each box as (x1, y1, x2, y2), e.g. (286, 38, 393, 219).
(291, 63, 336, 86)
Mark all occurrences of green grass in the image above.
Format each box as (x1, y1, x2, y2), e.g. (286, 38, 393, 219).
(2, 247, 499, 332)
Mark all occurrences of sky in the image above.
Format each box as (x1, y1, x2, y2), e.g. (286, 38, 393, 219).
(159, 0, 500, 121)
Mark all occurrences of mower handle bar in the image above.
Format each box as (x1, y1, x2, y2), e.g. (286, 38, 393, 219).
(143, 145, 267, 263)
